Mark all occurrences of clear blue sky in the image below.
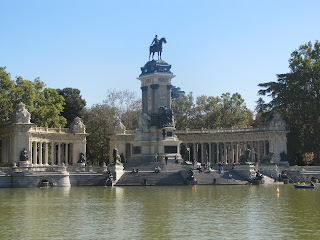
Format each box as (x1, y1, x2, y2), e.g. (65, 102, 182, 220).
(1, 0, 320, 112)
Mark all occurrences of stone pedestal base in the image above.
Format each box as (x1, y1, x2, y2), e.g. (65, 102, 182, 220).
(259, 164, 278, 179)
(77, 162, 86, 172)
(108, 163, 124, 184)
(233, 164, 256, 180)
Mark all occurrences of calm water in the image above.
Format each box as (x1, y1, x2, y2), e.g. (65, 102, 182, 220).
(0, 185, 319, 240)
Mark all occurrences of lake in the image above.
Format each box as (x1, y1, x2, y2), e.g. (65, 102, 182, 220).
(0, 185, 319, 239)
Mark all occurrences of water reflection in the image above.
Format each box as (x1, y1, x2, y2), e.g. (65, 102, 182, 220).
(0, 185, 320, 239)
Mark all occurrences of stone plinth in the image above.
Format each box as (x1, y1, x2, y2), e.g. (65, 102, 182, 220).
(233, 164, 256, 180)
(259, 164, 279, 179)
(108, 163, 124, 183)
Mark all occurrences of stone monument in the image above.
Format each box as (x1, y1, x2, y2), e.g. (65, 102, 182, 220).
(109, 36, 182, 163)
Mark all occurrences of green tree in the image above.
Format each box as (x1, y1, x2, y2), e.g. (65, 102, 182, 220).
(171, 85, 185, 100)
(194, 93, 249, 129)
(258, 40, 320, 164)
(57, 88, 86, 127)
(83, 104, 116, 165)
(171, 92, 195, 129)
(13, 77, 66, 127)
(0, 68, 66, 128)
(0, 67, 15, 125)
(104, 89, 141, 130)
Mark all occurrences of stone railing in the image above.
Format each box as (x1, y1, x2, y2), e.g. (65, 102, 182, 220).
(176, 126, 286, 134)
(30, 126, 71, 133)
(0, 165, 108, 173)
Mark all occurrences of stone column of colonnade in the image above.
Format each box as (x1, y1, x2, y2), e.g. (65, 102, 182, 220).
(30, 141, 72, 166)
(181, 140, 270, 165)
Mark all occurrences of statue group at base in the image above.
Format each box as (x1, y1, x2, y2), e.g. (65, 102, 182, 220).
(239, 149, 253, 165)
(260, 152, 275, 165)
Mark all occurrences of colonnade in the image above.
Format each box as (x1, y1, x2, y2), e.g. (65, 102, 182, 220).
(182, 140, 270, 165)
(30, 141, 74, 166)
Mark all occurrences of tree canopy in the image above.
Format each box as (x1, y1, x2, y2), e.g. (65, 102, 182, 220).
(0, 67, 66, 127)
(57, 88, 86, 128)
(172, 91, 250, 130)
(258, 40, 320, 165)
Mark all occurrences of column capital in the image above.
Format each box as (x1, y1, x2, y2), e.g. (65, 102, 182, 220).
(141, 86, 148, 91)
(150, 84, 159, 89)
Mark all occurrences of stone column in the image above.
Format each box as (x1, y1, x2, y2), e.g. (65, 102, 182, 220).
(216, 143, 219, 164)
(58, 143, 61, 165)
(167, 85, 172, 109)
(65, 143, 69, 165)
(224, 142, 227, 164)
(193, 143, 197, 162)
(150, 84, 159, 113)
(251, 141, 254, 162)
(141, 86, 148, 114)
(44, 142, 49, 165)
(29, 140, 32, 164)
(201, 143, 204, 164)
(209, 143, 212, 164)
(235, 142, 239, 163)
(51, 142, 55, 165)
(257, 141, 260, 162)
(231, 142, 234, 164)
(264, 141, 267, 156)
(33, 141, 37, 165)
(39, 142, 43, 165)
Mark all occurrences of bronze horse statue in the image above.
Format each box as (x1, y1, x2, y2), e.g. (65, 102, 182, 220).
(149, 37, 166, 61)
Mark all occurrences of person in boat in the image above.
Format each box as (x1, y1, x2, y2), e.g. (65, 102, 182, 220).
(311, 181, 315, 186)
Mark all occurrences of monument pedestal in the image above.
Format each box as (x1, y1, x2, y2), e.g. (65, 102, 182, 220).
(108, 163, 124, 183)
(233, 164, 256, 180)
(259, 164, 278, 179)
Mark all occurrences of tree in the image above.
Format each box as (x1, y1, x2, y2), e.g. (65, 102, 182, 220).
(0, 68, 66, 128)
(253, 97, 272, 127)
(0, 67, 15, 125)
(83, 104, 116, 165)
(171, 92, 195, 129)
(171, 85, 185, 100)
(258, 40, 320, 164)
(103, 89, 141, 130)
(57, 88, 86, 127)
(172, 91, 250, 130)
(13, 77, 66, 127)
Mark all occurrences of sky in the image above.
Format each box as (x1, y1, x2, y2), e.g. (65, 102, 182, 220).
(1, 0, 320, 112)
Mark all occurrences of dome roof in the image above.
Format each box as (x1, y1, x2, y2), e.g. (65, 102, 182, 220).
(140, 59, 172, 77)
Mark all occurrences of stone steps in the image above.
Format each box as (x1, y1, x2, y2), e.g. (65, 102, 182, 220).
(193, 170, 248, 185)
(123, 161, 184, 172)
(115, 171, 185, 186)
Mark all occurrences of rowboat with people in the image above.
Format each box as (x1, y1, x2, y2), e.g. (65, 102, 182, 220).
(294, 181, 315, 189)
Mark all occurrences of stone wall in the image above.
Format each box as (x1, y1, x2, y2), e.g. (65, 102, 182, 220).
(0, 169, 108, 188)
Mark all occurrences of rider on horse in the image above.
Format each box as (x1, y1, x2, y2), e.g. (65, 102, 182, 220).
(151, 35, 159, 47)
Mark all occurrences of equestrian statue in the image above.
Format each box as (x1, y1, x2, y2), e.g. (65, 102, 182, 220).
(149, 35, 167, 61)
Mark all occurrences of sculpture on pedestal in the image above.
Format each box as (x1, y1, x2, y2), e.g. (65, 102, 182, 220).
(261, 152, 275, 165)
(112, 148, 122, 165)
(70, 117, 86, 133)
(151, 106, 173, 128)
(113, 116, 126, 134)
(78, 152, 86, 164)
(149, 35, 167, 60)
(239, 149, 252, 164)
(12, 102, 31, 124)
(19, 148, 29, 161)
(139, 113, 151, 133)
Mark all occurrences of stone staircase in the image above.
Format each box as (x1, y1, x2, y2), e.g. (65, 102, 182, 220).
(115, 171, 185, 186)
(123, 161, 184, 172)
(193, 170, 248, 185)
